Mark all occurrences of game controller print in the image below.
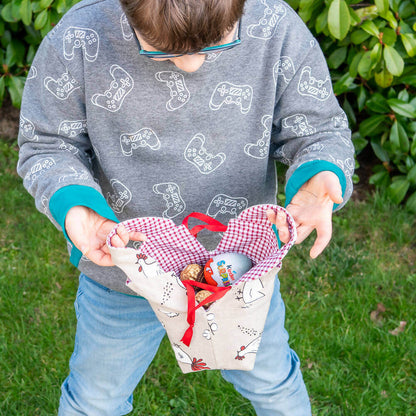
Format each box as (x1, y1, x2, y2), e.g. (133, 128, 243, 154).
(63, 26, 99, 62)
(120, 128, 161, 155)
(24, 157, 56, 184)
(205, 51, 223, 63)
(273, 56, 295, 84)
(332, 113, 349, 130)
(206, 194, 248, 219)
(58, 166, 89, 183)
(120, 13, 134, 41)
(273, 143, 292, 165)
(298, 66, 331, 101)
(155, 71, 190, 111)
(247, 0, 287, 40)
(44, 70, 81, 100)
(20, 115, 39, 142)
(106, 179, 132, 214)
(58, 120, 87, 138)
(209, 82, 253, 114)
(184, 133, 226, 174)
(328, 155, 355, 179)
(153, 182, 186, 219)
(58, 140, 79, 155)
(282, 114, 316, 137)
(91, 65, 134, 112)
(244, 115, 272, 159)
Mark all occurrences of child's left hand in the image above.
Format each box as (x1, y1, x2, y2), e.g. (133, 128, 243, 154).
(266, 171, 343, 258)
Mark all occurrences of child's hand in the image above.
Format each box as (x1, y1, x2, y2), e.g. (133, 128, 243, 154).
(65, 206, 146, 266)
(267, 171, 343, 258)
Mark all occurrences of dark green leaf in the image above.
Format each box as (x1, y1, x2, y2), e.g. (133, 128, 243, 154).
(349, 51, 364, 78)
(401, 33, 416, 58)
(366, 93, 390, 113)
(351, 29, 371, 45)
(360, 115, 386, 137)
(387, 99, 416, 118)
(328, 0, 351, 40)
(357, 51, 373, 79)
(343, 97, 356, 126)
(387, 177, 410, 204)
(405, 191, 416, 213)
(370, 42, 382, 65)
(328, 46, 347, 69)
(315, 8, 328, 34)
(375, 0, 389, 16)
(34, 8, 48, 30)
(20, 0, 32, 25)
(398, 0, 415, 20)
(380, 28, 397, 46)
(1, 3, 16, 22)
(389, 120, 410, 153)
(39, 0, 54, 8)
(369, 170, 390, 187)
(411, 133, 416, 156)
(383, 45, 404, 76)
(0, 76, 5, 106)
(370, 139, 390, 162)
(357, 85, 367, 112)
(6, 75, 25, 107)
(352, 135, 368, 153)
(361, 20, 380, 37)
(407, 165, 416, 185)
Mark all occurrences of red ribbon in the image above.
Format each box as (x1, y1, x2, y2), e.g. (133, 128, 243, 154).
(180, 280, 231, 347)
(182, 212, 227, 237)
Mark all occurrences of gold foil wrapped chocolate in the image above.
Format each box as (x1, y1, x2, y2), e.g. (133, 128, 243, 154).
(195, 290, 214, 309)
(180, 264, 205, 283)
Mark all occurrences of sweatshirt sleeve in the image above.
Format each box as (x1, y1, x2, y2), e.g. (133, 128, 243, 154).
(271, 25, 354, 209)
(16, 34, 117, 263)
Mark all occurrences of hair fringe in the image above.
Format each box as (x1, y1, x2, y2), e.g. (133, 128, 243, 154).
(120, 0, 246, 53)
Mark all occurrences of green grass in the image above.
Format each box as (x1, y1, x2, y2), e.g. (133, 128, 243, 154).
(1, 141, 415, 415)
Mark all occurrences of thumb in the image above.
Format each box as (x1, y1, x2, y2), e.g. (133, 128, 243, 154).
(325, 175, 343, 205)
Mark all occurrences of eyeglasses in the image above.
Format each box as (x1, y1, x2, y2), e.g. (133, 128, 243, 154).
(137, 19, 242, 59)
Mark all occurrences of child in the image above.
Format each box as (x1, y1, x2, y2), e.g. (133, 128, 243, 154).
(17, 0, 354, 414)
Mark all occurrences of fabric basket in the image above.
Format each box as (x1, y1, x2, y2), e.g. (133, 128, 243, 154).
(107, 204, 296, 373)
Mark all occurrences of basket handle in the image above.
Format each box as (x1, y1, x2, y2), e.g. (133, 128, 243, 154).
(182, 212, 227, 237)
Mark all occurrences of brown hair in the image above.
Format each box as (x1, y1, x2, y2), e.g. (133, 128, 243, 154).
(120, 0, 246, 53)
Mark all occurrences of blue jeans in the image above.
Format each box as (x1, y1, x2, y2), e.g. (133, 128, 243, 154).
(59, 274, 311, 416)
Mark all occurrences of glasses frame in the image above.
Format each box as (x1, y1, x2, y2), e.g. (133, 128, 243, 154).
(137, 19, 242, 59)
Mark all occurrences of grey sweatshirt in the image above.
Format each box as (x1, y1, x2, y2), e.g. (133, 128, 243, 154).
(17, 0, 354, 294)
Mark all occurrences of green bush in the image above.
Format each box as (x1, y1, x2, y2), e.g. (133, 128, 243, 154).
(1, 0, 416, 211)
(0, 0, 79, 107)
(286, 0, 416, 212)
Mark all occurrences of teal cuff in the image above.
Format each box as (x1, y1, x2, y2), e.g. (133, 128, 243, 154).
(285, 161, 347, 209)
(49, 185, 118, 267)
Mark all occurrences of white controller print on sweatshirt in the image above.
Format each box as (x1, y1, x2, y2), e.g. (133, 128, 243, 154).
(246, 0, 287, 40)
(155, 71, 190, 111)
(209, 82, 253, 114)
(63, 27, 99, 62)
(91, 65, 134, 112)
(184, 133, 226, 174)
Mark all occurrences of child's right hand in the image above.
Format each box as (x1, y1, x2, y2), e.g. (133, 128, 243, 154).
(65, 206, 146, 266)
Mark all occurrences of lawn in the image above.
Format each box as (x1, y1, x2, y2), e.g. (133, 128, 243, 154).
(1, 140, 415, 416)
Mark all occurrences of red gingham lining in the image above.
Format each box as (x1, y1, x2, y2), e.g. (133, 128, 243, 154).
(107, 204, 297, 283)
